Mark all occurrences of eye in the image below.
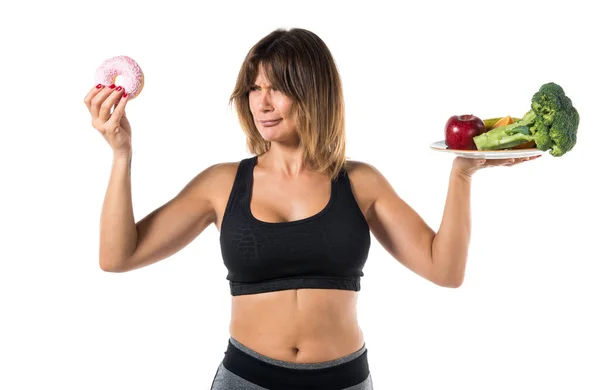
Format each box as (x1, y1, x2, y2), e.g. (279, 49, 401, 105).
(249, 86, 259, 92)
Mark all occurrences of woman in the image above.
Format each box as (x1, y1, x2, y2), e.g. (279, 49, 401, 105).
(84, 28, 536, 389)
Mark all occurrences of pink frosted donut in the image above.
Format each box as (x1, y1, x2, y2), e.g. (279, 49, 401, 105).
(94, 56, 144, 99)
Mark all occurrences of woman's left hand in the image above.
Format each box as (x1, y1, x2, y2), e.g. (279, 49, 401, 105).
(452, 155, 541, 178)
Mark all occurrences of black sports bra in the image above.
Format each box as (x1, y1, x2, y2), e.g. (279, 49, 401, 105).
(219, 156, 371, 296)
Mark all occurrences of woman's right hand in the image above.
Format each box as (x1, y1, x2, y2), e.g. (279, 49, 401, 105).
(84, 84, 132, 156)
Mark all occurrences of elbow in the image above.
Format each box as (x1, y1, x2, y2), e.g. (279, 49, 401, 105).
(99, 261, 116, 272)
(436, 270, 465, 288)
(432, 265, 465, 288)
(99, 258, 125, 273)
(431, 254, 466, 288)
(439, 277, 464, 288)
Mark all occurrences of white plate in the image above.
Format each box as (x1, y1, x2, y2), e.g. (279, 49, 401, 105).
(430, 140, 544, 159)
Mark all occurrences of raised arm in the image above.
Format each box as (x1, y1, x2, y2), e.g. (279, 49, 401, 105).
(85, 83, 222, 273)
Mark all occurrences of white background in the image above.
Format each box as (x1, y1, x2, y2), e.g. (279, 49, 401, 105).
(1, 0, 599, 388)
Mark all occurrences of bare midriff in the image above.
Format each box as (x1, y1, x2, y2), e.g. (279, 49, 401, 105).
(229, 288, 364, 363)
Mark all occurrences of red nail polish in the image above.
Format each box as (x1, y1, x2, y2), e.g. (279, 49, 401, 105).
(116, 86, 122, 92)
(109, 84, 116, 89)
(123, 92, 128, 98)
(96, 83, 103, 89)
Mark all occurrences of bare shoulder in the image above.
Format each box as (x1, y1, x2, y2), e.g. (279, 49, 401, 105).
(186, 160, 240, 202)
(343, 159, 391, 220)
(344, 159, 388, 193)
(194, 160, 244, 231)
(211, 160, 241, 190)
(194, 160, 239, 187)
(344, 159, 382, 178)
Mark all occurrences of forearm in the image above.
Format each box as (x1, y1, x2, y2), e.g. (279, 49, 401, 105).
(431, 163, 472, 287)
(99, 152, 137, 271)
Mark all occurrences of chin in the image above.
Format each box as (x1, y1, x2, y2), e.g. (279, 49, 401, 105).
(258, 127, 283, 141)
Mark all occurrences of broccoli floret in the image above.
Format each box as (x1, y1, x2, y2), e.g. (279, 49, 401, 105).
(531, 82, 570, 125)
(473, 82, 579, 156)
(547, 107, 579, 156)
(531, 82, 579, 156)
(530, 121, 553, 151)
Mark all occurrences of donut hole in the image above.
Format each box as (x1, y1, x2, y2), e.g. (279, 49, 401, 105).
(114, 75, 125, 88)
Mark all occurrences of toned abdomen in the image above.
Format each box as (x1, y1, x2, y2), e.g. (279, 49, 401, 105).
(229, 289, 364, 363)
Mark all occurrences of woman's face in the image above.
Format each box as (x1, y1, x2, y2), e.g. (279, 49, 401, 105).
(249, 65, 297, 143)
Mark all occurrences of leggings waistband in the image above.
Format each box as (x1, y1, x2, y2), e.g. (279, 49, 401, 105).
(222, 338, 370, 389)
(229, 337, 367, 370)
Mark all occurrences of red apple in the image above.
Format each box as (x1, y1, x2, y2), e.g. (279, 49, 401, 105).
(445, 114, 486, 150)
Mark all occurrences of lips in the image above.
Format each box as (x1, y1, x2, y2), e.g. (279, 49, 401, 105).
(259, 119, 282, 127)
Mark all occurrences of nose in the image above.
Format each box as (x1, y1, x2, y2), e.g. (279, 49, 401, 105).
(258, 90, 273, 112)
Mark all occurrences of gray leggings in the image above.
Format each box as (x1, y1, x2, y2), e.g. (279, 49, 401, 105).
(210, 338, 374, 389)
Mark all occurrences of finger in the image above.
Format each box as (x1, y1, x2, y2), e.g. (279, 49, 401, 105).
(487, 159, 509, 166)
(98, 87, 125, 122)
(112, 96, 127, 117)
(90, 84, 118, 119)
(516, 156, 537, 164)
(84, 84, 107, 111)
(108, 90, 129, 126)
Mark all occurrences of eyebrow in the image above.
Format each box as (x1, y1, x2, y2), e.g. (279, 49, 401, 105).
(249, 84, 279, 91)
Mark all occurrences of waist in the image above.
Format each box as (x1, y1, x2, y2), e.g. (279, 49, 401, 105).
(229, 288, 363, 363)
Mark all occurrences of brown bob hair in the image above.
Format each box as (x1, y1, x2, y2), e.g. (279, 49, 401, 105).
(229, 28, 347, 180)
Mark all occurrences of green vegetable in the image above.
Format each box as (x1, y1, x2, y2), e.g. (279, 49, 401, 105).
(473, 82, 579, 156)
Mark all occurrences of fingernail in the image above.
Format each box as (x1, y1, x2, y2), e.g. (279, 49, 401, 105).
(109, 84, 116, 89)
(96, 83, 103, 89)
(116, 86, 122, 92)
(123, 92, 128, 98)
